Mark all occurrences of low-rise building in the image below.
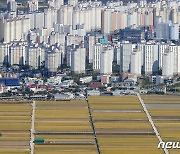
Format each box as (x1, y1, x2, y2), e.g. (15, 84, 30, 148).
(54, 93, 74, 100)
(80, 76, 92, 83)
(87, 90, 100, 96)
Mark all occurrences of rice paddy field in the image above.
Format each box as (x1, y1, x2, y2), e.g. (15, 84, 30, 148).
(1, 95, 180, 154)
(0, 101, 31, 154)
(142, 95, 180, 154)
(34, 100, 97, 154)
(88, 96, 164, 154)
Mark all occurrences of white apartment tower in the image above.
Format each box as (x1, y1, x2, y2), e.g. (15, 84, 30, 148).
(143, 44, 158, 74)
(93, 43, 102, 71)
(28, 0, 38, 12)
(169, 45, 180, 75)
(0, 17, 30, 43)
(45, 48, 62, 72)
(7, 0, 17, 12)
(68, 0, 78, 7)
(48, 0, 64, 10)
(101, 9, 112, 34)
(100, 46, 113, 74)
(71, 47, 86, 73)
(113, 43, 121, 65)
(26, 45, 42, 69)
(170, 23, 179, 40)
(88, 35, 95, 63)
(0, 43, 9, 66)
(120, 43, 136, 73)
(9, 43, 26, 65)
(162, 48, 174, 77)
(158, 43, 168, 69)
(130, 48, 141, 76)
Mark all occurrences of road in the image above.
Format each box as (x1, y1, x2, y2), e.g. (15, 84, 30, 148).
(86, 98, 101, 154)
(137, 93, 169, 154)
(30, 101, 35, 154)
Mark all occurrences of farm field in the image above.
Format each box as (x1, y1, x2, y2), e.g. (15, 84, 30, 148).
(34, 100, 97, 153)
(142, 95, 180, 104)
(142, 95, 180, 145)
(88, 96, 164, 154)
(0, 101, 31, 154)
(35, 145, 97, 154)
(0, 95, 180, 154)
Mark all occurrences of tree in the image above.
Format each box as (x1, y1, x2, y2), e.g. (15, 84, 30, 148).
(20, 64, 30, 71)
(73, 87, 80, 93)
(47, 93, 53, 100)
(112, 64, 120, 74)
(1, 92, 12, 97)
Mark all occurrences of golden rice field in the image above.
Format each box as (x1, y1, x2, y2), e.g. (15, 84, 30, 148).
(98, 135, 159, 146)
(35, 145, 97, 150)
(88, 96, 164, 154)
(148, 108, 180, 117)
(35, 101, 92, 132)
(98, 135, 162, 154)
(88, 96, 140, 103)
(35, 108, 89, 119)
(35, 134, 94, 142)
(35, 145, 97, 154)
(97, 135, 162, 154)
(0, 102, 31, 154)
(89, 96, 143, 110)
(0, 133, 30, 141)
(90, 104, 142, 110)
(34, 100, 97, 154)
(0, 150, 29, 154)
(0, 104, 31, 111)
(143, 95, 180, 153)
(1, 95, 180, 154)
(36, 100, 87, 107)
(100, 147, 163, 154)
(142, 95, 180, 104)
(35, 122, 92, 132)
(35, 152, 97, 154)
(0, 116, 31, 120)
(94, 121, 152, 131)
(169, 150, 180, 154)
(92, 112, 148, 121)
